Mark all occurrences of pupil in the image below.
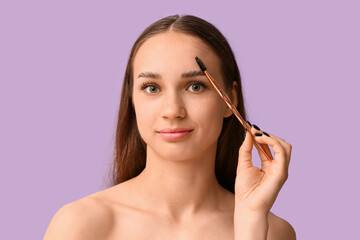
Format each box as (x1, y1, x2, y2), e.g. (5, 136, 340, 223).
(193, 85, 199, 91)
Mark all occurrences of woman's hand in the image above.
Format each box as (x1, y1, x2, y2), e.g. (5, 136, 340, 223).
(234, 124, 292, 214)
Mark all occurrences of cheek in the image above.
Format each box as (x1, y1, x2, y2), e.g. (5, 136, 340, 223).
(133, 98, 158, 141)
(188, 96, 227, 131)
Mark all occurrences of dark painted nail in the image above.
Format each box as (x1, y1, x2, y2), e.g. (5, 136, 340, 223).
(246, 120, 252, 127)
(243, 129, 247, 139)
(263, 131, 270, 137)
(253, 124, 261, 131)
(254, 133, 263, 137)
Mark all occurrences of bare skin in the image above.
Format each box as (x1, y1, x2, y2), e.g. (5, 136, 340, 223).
(44, 179, 294, 240)
(44, 32, 296, 239)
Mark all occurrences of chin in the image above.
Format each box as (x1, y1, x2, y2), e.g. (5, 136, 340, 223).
(148, 141, 216, 163)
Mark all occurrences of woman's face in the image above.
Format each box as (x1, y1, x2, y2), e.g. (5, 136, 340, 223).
(132, 32, 233, 161)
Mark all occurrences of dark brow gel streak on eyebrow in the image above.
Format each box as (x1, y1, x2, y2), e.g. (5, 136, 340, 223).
(181, 70, 206, 78)
(137, 70, 205, 79)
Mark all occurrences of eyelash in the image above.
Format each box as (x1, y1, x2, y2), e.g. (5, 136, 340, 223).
(140, 81, 209, 94)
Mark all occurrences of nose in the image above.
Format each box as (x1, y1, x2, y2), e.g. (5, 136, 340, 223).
(160, 91, 186, 120)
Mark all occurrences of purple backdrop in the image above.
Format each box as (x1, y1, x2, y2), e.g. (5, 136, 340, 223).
(1, 0, 359, 239)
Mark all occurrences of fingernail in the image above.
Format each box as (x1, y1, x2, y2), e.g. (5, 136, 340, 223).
(246, 120, 252, 127)
(254, 133, 262, 137)
(243, 129, 247, 139)
(263, 131, 270, 137)
(253, 124, 261, 131)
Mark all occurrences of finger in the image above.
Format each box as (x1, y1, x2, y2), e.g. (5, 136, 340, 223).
(264, 132, 287, 147)
(237, 130, 254, 173)
(250, 127, 273, 164)
(249, 123, 292, 170)
(253, 133, 287, 171)
(262, 131, 292, 168)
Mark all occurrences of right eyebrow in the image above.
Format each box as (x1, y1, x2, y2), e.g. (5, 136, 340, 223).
(137, 72, 161, 79)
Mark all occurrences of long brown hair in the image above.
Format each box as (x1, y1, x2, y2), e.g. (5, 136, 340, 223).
(109, 14, 247, 193)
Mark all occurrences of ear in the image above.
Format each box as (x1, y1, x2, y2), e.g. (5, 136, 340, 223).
(224, 81, 238, 118)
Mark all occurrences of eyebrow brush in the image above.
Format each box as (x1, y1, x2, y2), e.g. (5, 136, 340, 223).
(195, 56, 273, 162)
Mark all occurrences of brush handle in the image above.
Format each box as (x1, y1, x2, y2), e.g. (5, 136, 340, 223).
(204, 71, 273, 162)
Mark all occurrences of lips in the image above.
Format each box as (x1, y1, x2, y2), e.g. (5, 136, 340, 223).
(157, 128, 193, 133)
(157, 128, 193, 140)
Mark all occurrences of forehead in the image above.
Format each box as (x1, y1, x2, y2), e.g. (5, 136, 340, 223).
(133, 32, 222, 78)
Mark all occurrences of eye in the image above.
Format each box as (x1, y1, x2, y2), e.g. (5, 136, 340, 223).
(141, 83, 160, 94)
(187, 81, 208, 92)
(145, 85, 160, 94)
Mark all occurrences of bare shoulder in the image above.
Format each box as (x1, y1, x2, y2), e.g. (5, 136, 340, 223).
(268, 211, 296, 240)
(43, 196, 114, 240)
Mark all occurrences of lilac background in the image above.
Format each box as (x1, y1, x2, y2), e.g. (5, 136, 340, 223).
(1, 0, 359, 239)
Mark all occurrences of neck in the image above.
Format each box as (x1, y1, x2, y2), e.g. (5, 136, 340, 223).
(130, 142, 230, 220)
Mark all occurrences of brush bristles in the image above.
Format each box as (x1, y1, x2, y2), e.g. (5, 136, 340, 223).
(195, 56, 207, 71)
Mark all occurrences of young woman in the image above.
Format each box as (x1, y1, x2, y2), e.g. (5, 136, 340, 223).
(44, 15, 295, 239)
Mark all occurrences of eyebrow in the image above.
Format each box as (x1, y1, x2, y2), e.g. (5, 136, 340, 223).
(137, 70, 205, 79)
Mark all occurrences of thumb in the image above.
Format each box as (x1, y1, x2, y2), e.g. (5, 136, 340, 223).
(237, 130, 254, 174)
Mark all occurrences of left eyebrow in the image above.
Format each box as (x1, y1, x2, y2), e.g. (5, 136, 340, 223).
(181, 70, 206, 78)
(137, 70, 206, 80)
